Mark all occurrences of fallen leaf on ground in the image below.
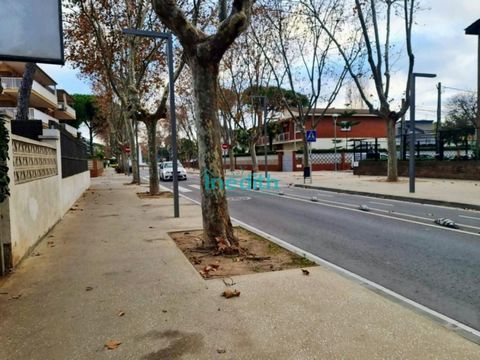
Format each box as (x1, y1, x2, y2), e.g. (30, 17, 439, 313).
(118, 311, 125, 317)
(217, 349, 226, 354)
(105, 340, 121, 350)
(162, 310, 168, 313)
(9, 294, 22, 300)
(222, 289, 241, 299)
(85, 286, 93, 291)
(302, 269, 310, 276)
(201, 264, 221, 278)
(192, 257, 202, 265)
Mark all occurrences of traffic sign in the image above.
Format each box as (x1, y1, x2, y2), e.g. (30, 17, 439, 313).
(222, 143, 229, 150)
(124, 146, 131, 153)
(306, 130, 317, 142)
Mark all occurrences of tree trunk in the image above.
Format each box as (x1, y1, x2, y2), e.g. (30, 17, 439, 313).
(250, 141, 259, 173)
(146, 119, 160, 195)
(229, 147, 235, 171)
(190, 59, 235, 248)
(386, 118, 398, 182)
(89, 127, 94, 158)
(125, 118, 139, 183)
(15, 63, 36, 121)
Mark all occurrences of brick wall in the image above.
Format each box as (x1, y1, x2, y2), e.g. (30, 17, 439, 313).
(354, 160, 480, 180)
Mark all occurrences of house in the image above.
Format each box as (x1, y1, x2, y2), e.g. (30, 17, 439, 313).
(259, 109, 388, 152)
(0, 61, 77, 131)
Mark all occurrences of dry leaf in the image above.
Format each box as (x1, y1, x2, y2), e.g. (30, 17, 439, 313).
(302, 269, 310, 276)
(105, 340, 121, 350)
(222, 289, 241, 299)
(10, 294, 22, 300)
(85, 286, 93, 292)
(217, 349, 226, 354)
(118, 311, 125, 317)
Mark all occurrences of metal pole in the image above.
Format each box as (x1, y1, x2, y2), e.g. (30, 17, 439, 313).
(409, 75, 416, 193)
(477, 36, 480, 156)
(167, 34, 179, 218)
(400, 99, 406, 160)
(263, 97, 268, 179)
(122, 28, 180, 218)
(436, 82, 442, 157)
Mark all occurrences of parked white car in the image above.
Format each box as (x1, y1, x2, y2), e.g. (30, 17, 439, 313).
(159, 161, 187, 181)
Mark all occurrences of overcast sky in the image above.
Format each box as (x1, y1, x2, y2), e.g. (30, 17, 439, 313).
(40, 0, 479, 124)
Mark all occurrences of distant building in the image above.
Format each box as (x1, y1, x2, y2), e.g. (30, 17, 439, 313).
(396, 120, 435, 135)
(258, 109, 388, 152)
(0, 61, 76, 129)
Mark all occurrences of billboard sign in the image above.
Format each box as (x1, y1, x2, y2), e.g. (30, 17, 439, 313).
(0, 0, 64, 64)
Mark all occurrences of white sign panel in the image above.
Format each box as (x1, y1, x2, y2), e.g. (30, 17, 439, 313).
(0, 0, 64, 64)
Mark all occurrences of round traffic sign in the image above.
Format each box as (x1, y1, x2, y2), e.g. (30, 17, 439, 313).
(222, 143, 229, 150)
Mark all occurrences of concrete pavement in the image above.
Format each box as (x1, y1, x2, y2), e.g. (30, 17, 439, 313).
(1, 170, 479, 359)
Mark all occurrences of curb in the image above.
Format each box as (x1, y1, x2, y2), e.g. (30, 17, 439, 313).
(294, 184, 480, 211)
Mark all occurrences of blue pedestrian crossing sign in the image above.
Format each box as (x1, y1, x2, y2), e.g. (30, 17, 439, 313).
(306, 130, 317, 142)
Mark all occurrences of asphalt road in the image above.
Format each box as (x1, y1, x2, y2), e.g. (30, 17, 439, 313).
(142, 170, 480, 332)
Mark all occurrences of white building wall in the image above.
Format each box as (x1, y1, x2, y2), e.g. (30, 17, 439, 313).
(4, 124, 90, 266)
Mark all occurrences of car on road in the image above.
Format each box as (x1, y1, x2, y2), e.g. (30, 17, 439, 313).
(159, 161, 187, 181)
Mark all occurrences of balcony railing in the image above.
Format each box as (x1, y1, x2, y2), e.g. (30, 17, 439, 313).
(257, 132, 293, 146)
(0, 107, 58, 125)
(58, 101, 76, 118)
(1, 77, 57, 106)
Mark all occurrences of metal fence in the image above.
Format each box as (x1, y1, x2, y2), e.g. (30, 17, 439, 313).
(50, 122, 88, 178)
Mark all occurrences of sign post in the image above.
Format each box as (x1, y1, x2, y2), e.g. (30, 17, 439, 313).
(222, 144, 229, 172)
(305, 130, 317, 183)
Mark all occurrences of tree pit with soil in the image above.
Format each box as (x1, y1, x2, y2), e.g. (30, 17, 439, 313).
(136, 191, 173, 199)
(169, 227, 316, 279)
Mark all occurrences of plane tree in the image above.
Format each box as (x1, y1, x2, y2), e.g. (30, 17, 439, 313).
(152, 0, 254, 248)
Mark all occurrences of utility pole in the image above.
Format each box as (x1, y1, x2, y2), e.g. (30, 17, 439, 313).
(400, 99, 406, 160)
(263, 97, 268, 179)
(409, 73, 437, 193)
(436, 82, 442, 157)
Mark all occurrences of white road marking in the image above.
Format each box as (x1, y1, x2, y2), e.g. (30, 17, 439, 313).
(176, 192, 480, 342)
(247, 189, 480, 237)
(264, 190, 480, 233)
(459, 215, 480, 221)
(189, 184, 201, 190)
(178, 186, 192, 193)
(369, 201, 394, 207)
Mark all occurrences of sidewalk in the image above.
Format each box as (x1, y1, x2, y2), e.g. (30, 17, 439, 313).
(268, 171, 480, 209)
(1, 170, 479, 359)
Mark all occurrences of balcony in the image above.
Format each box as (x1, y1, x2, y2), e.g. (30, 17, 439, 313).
(55, 101, 76, 120)
(0, 107, 58, 126)
(1, 77, 58, 108)
(258, 132, 293, 146)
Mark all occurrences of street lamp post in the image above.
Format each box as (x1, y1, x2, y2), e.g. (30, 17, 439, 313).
(466, 19, 480, 157)
(122, 28, 179, 218)
(409, 72, 436, 193)
(252, 95, 268, 179)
